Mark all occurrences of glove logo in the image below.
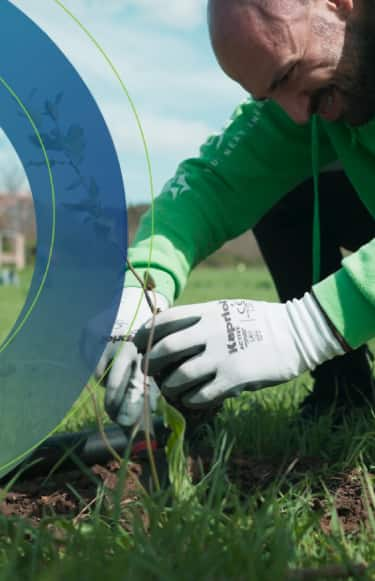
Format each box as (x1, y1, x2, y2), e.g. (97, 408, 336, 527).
(220, 300, 238, 355)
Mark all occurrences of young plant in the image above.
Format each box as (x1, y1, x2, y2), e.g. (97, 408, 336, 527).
(127, 261, 194, 500)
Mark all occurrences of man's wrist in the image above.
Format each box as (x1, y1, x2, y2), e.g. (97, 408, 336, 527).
(286, 292, 346, 371)
(124, 266, 176, 305)
(110, 286, 170, 342)
(311, 291, 352, 354)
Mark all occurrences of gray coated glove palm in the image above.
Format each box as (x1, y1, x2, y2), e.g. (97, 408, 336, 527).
(102, 341, 160, 428)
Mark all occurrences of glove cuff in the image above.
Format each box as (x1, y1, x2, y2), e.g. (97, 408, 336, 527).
(286, 292, 345, 371)
(112, 286, 170, 340)
(311, 291, 352, 354)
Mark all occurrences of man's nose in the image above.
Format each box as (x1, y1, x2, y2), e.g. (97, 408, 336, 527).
(272, 92, 311, 124)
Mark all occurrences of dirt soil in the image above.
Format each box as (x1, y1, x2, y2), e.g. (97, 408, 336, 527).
(316, 468, 367, 534)
(226, 457, 368, 534)
(0, 453, 369, 534)
(0, 460, 143, 525)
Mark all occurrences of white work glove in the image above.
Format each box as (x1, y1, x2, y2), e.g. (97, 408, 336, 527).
(103, 341, 161, 428)
(95, 286, 169, 427)
(134, 293, 346, 409)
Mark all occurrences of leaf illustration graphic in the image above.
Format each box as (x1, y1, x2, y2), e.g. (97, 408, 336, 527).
(55, 91, 64, 105)
(66, 178, 83, 191)
(29, 128, 63, 151)
(44, 100, 58, 122)
(64, 124, 85, 166)
(88, 178, 100, 200)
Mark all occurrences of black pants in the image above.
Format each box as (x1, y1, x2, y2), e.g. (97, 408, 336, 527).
(253, 171, 375, 303)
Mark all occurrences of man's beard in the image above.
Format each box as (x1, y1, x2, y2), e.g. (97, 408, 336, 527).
(313, 12, 375, 126)
(338, 13, 375, 126)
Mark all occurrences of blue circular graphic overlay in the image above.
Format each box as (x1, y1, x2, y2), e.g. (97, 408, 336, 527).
(0, 1, 127, 475)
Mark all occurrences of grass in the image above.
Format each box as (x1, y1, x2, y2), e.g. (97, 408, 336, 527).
(176, 263, 279, 304)
(0, 264, 374, 579)
(0, 266, 35, 345)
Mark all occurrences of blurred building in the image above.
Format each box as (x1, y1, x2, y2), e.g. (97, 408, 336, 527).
(0, 193, 35, 269)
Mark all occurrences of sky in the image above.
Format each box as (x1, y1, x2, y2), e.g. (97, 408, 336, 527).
(4, 0, 246, 203)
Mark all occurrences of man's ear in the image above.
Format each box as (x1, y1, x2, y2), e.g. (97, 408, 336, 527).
(327, 0, 354, 18)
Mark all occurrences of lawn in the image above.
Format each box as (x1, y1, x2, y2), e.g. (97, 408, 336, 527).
(0, 265, 374, 580)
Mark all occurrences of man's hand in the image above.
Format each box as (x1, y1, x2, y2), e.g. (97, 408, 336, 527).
(134, 293, 345, 409)
(102, 341, 160, 428)
(88, 286, 169, 427)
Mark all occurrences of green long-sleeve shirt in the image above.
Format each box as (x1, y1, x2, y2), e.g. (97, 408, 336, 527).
(126, 98, 375, 349)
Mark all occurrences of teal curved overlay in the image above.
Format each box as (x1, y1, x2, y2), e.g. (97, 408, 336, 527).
(0, 1, 127, 475)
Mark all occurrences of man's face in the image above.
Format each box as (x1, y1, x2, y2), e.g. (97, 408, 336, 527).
(209, 0, 375, 126)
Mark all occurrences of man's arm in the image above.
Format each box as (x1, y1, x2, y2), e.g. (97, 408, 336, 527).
(126, 98, 337, 303)
(312, 120, 375, 349)
(314, 239, 375, 348)
(104, 100, 375, 415)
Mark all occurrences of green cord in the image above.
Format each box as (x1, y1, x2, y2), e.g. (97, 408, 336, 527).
(311, 116, 321, 285)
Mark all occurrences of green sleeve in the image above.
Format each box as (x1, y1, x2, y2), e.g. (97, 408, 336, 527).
(127, 99, 336, 302)
(313, 239, 375, 348)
